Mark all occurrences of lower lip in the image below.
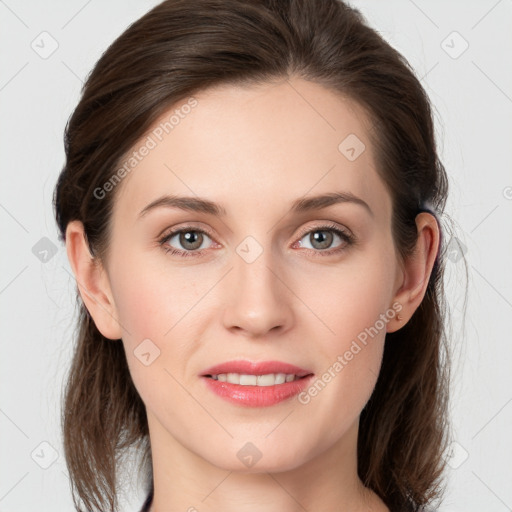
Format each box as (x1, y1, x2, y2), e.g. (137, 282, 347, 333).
(202, 375, 314, 407)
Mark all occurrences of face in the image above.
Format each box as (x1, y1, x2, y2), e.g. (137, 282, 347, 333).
(101, 77, 402, 473)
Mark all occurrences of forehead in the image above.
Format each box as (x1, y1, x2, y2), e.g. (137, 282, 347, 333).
(113, 77, 390, 224)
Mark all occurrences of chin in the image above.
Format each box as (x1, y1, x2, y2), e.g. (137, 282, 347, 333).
(204, 440, 311, 474)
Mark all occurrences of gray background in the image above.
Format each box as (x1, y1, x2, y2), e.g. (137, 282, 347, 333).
(1, 0, 511, 510)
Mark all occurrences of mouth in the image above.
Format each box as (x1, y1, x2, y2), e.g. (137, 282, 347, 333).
(200, 360, 314, 407)
(204, 373, 311, 386)
(201, 359, 313, 380)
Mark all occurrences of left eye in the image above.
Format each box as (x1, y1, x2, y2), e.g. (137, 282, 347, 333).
(296, 226, 351, 252)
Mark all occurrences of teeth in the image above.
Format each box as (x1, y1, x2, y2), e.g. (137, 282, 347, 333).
(210, 373, 300, 386)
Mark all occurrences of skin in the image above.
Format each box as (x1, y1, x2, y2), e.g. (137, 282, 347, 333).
(66, 76, 439, 512)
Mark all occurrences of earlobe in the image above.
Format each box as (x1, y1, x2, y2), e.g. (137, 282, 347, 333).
(65, 220, 123, 340)
(387, 212, 440, 333)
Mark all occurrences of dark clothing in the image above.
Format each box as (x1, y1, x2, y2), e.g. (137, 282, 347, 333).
(139, 489, 153, 512)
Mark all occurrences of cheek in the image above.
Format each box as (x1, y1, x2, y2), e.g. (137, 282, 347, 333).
(108, 260, 203, 416)
(106, 251, 205, 386)
(293, 244, 395, 418)
(297, 246, 396, 345)
(301, 269, 388, 396)
(109, 250, 204, 342)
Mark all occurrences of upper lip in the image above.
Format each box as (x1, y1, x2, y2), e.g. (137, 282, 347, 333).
(201, 360, 313, 378)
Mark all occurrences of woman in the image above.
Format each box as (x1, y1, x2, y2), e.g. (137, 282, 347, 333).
(54, 0, 452, 510)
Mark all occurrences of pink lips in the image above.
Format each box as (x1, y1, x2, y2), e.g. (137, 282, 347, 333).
(200, 360, 314, 407)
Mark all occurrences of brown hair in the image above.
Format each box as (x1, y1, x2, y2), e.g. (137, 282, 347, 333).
(54, 0, 453, 510)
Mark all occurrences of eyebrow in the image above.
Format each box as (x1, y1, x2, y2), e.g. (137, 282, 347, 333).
(138, 191, 373, 219)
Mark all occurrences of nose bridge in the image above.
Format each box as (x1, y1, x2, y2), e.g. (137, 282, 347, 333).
(222, 234, 293, 335)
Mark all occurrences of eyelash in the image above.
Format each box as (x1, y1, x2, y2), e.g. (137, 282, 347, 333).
(158, 223, 355, 258)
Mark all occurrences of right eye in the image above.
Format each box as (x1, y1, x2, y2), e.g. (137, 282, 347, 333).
(159, 227, 216, 257)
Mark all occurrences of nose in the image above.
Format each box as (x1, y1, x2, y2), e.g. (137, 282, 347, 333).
(222, 248, 294, 338)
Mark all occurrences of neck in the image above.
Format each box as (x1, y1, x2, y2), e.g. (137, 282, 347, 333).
(146, 413, 388, 512)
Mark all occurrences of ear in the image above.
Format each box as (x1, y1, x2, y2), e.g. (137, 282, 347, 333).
(387, 212, 440, 333)
(65, 220, 123, 340)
